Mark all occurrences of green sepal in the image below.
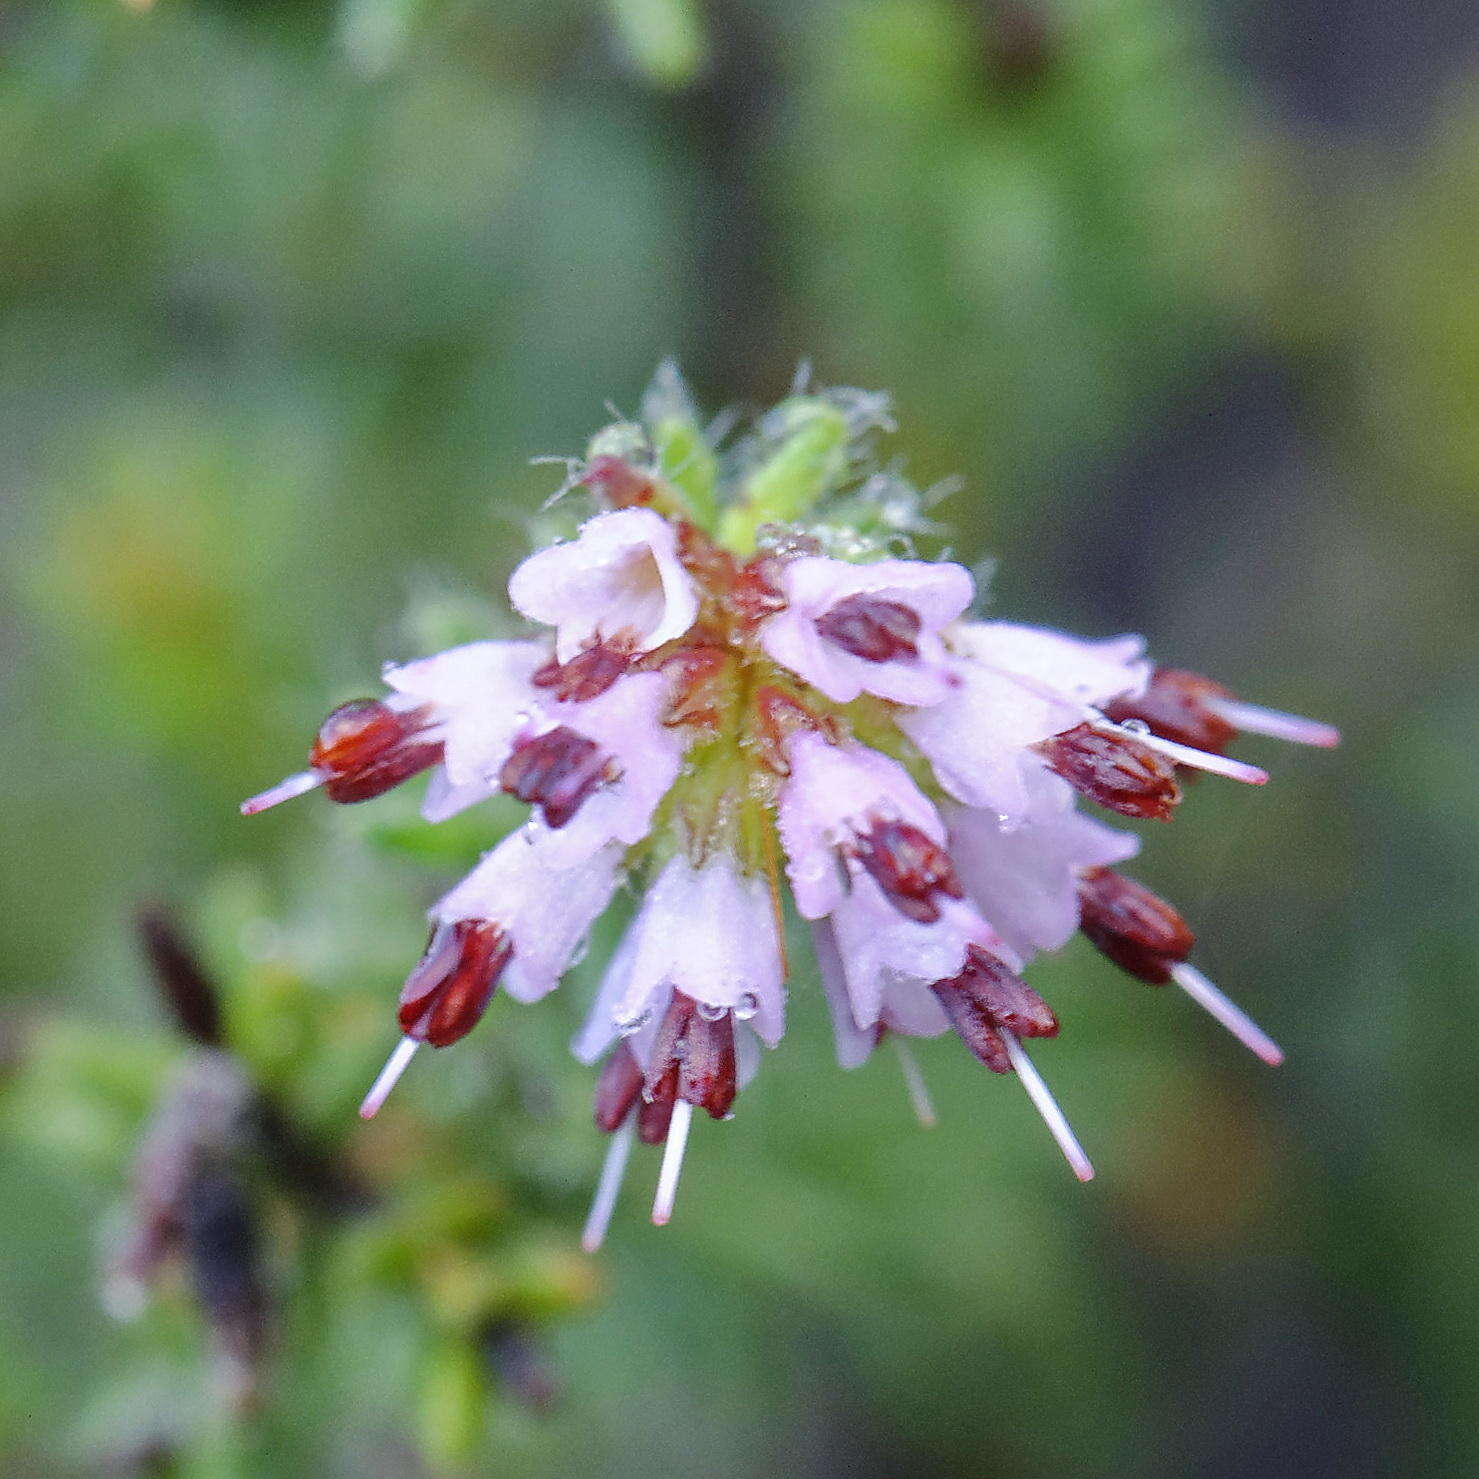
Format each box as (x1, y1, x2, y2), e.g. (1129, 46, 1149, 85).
(719, 396, 851, 554)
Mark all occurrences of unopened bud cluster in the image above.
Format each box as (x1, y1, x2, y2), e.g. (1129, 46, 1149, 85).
(244, 365, 1337, 1246)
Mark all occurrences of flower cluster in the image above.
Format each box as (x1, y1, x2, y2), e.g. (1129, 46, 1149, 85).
(244, 370, 1337, 1249)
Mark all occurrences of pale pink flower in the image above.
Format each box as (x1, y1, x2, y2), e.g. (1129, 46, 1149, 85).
(508, 506, 699, 661)
(945, 767, 1140, 960)
(243, 375, 1339, 1247)
(759, 555, 972, 706)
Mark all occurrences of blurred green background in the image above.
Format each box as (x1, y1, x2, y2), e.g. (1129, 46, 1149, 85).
(2, 0, 1477, 1475)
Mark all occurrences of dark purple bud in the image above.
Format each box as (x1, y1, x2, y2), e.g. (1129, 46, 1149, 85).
(182, 1163, 268, 1411)
(136, 907, 224, 1048)
(480, 1319, 560, 1415)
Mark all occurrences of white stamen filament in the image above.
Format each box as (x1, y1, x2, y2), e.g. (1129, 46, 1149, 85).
(240, 770, 324, 815)
(1001, 1030, 1095, 1182)
(359, 1037, 420, 1119)
(651, 1098, 694, 1227)
(581, 1119, 636, 1254)
(1206, 697, 1341, 750)
(1100, 723, 1269, 786)
(892, 1038, 937, 1128)
(1170, 962, 1284, 1066)
(964, 659, 1271, 786)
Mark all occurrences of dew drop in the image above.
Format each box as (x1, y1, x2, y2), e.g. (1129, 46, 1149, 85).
(614, 1006, 652, 1037)
(733, 992, 760, 1021)
(696, 1001, 728, 1022)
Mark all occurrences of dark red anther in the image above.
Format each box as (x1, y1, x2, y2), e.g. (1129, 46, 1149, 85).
(643, 991, 738, 1121)
(636, 1073, 677, 1145)
(678, 1009, 737, 1118)
(397, 920, 511, 1048)
(581, 454, 656, 508)
(856, 818, 964, 924)
(498, 726, 614, 829)
(1035, 723, 1181, 821)
(931, 945, 1058, 1074)
(1077, 866, 1194, 985)
(532, 638, 637, 703)
(593, 1042, 645, 1133)
(1104, 668, 1235, 755)
(310, 699, 442, 803)
(814, 594, 922, 663)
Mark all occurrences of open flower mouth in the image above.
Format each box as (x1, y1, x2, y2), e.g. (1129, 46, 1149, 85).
(243, 365, 1337, 1249)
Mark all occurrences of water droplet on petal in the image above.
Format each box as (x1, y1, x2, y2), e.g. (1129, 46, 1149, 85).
(733, 992, 760, 1021)
(615, 1006, 653, 1036)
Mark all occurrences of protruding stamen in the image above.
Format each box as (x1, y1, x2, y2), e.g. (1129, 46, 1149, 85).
(581, 1120, 636, 1254)
(931, 946, 1058, 1073)
(240, 770, 324, 816)
(311, 698, 443, 802)
(651, 1099, 693, 1227)
(1170, 962, 1284, 1066)
(1077, 867, 1194, 984)
(1104, 668, 1235, 753)
(643, 992, 738, 1121)
(1037, 723, 1182, 821)
(1100, 723, 1268, 786)
(593, 1042, 645, 1132)
(1205, 698, 1341, 750)
(397, 920, 511, 1047)
(892, 1038, 937, 1129)
(1000, 1030, 1095, 1182)
(359, 1037, 420, 1120)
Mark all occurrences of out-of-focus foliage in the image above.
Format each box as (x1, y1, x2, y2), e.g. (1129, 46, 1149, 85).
(0, 0, 1475, 1475)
